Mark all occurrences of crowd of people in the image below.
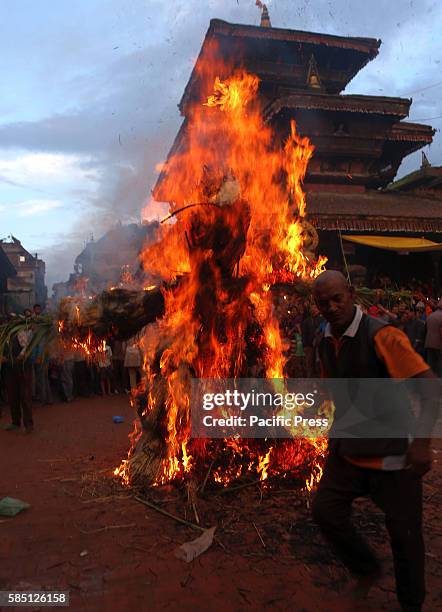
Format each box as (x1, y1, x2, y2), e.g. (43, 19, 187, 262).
(48, 337, 143, 403)
(278, 291, 442, 378)
(368, 273, 436, 297)
(0, 303, 144, 432)
(1, 289, 441, 433)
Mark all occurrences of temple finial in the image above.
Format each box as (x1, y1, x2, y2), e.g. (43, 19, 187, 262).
(421, 151, 431, 168)
(256, 1, 272, 28)
(306, 54, 322, 89)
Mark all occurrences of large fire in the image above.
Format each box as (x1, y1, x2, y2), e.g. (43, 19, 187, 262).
(115, 63, 328, 491)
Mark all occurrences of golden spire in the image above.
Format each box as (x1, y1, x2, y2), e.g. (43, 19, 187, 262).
(256, 1, 272, 28)
(421, 151, 431, 168)
(306, 54, 322, 89)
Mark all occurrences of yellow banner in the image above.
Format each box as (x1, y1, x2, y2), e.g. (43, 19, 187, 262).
(342, 235, 442, 252)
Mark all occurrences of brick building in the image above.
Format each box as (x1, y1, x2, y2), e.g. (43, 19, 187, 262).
(0, 236, 47, 314)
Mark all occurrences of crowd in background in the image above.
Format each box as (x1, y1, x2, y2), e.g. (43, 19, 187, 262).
(44, 337, 144, 404)
(367, 273, 436, 297)
(0, 304, 144, 430)
(278, 291, 442, 379)
(1, 288, 442, 431)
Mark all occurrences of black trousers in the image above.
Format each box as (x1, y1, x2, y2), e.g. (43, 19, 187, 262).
(112, 359, 127, 393)
(73, 360, 91, 396)
(6, 362, 33, 428)
(312, 449, 425, 609)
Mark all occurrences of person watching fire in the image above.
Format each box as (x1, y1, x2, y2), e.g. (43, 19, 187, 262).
(97, 341, 112, 396)
(2, 309, 35, 433)
(311, 270, 439, 612)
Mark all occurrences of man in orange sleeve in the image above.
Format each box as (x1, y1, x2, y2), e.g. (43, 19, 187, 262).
(311, 270, 439, 612)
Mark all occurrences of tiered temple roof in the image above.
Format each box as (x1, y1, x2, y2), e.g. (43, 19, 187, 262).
(387, 162, 442, 197)
(179, 19, 381, 112)
(307, 192, 442, 233)
(154, 18, 440, 235)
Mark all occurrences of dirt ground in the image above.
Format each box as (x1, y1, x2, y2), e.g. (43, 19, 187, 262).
(0, 395, 441, 612)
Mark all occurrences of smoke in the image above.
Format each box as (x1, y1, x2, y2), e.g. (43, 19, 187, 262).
(1, 0, 441, 292)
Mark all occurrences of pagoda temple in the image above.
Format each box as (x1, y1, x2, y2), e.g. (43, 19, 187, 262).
(154, 16, 442, 287)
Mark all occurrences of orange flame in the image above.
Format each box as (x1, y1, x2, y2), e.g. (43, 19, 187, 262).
(119, 63, 328, 488)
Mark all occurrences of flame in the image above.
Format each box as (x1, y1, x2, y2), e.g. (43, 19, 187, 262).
(58, 323, 107, 361)
(257, 447, 272, 482)
(113, 460, 130, 487)
(119, 61, 328, 489)
(205, 73, 259, 112)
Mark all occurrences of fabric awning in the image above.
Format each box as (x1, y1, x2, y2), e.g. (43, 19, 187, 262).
(342, 235, 442, 252)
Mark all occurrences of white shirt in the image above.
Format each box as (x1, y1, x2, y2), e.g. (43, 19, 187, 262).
(324, 306, 363, 339)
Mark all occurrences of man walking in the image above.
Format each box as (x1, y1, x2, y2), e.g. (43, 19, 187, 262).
(311, 271, 439, 612)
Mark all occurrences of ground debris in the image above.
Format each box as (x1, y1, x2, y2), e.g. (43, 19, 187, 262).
(174, 526, 217, 562)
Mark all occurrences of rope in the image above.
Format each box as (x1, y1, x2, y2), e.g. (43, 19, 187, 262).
(338, 230, 351, 283)
(160, 202, 221, 224)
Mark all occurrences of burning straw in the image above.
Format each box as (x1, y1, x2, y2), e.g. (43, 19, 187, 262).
(115, 63, 329, 493)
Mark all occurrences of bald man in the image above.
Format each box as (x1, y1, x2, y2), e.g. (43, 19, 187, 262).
(311, 271, 439, 612)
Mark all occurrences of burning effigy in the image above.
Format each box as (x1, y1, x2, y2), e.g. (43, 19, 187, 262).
(0, 51, 329, 495)
(112, 65, 328, 491)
